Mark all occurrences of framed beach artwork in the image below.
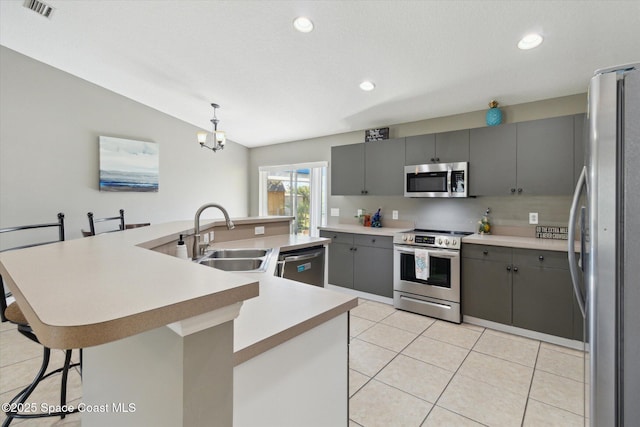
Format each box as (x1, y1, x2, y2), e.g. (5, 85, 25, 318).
(99, 136, 159, 192)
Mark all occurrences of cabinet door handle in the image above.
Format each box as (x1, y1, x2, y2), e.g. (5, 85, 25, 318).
(513, 266, 519, 272)
(510, 188, 516, 193)
(364, 190, 368, 194)
(506, 265, 512, 271)
(483, 250, 489, 255)
(430, 158, 435, 162)
(538, 255, 544, 261)
(353, 247, 358, 251)
(372, 239, 376, 243)
(435, 157, 440, 162)
(518, 188, 523, 193)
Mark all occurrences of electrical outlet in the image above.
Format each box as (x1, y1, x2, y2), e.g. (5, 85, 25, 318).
(529, 212, 539, 225)
(203, 233, 210, 244)
(392, 210, 399, 220)
(255, 226, 265, 235)
(209, 231, 214, 241)
(331, 208, 340, 217)
(357, 209, 363, 216)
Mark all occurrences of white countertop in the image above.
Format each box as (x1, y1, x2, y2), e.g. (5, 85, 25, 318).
(0, 218, 356, 356)
(462, 233, 579, 252)
(205, 234, 357, 365)
(319, 224, 412, 237)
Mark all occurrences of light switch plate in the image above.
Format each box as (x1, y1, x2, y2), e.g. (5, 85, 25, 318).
(331, 208, 340, 217)
(529, 212, 539, 225)
(255, 226, 265, 235)
(392, 210, 399, 220)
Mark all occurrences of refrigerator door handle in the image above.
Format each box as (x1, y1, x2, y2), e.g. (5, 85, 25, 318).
(568, 166, 587, 317)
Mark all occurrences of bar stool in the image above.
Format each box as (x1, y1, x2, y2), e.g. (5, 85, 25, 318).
(0, 213, 81, 426)
(82, 208, 125, 236)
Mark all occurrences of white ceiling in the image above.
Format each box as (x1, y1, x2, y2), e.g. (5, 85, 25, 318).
(1, 1, 639, 147)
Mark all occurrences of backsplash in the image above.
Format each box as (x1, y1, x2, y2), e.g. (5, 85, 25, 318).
(328, 194, 572, 235)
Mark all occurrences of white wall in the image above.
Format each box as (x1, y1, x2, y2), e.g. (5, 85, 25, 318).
(0, 47, 249, 242)
(249, 94, 588, 232)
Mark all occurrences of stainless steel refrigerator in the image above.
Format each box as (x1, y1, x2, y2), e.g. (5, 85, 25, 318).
(569, 63, 640, 426)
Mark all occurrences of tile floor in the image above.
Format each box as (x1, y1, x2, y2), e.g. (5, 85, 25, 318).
(349, 299, 588, 427)
(1, 298, 587, 427)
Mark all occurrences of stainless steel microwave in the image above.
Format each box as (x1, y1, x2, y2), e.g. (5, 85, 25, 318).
(404, 162, 468, 198)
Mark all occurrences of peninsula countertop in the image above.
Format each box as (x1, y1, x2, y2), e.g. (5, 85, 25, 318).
(203, 234, 357, 365)
(0, 219, 357, 365)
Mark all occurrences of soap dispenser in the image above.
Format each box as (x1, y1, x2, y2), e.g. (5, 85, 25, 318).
(176, 234, 189, 260)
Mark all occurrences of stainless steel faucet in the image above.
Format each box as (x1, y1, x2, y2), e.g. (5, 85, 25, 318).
(193, 203, 235, 259)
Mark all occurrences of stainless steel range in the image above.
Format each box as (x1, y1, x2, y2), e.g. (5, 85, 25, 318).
(393, 229, 472, 323)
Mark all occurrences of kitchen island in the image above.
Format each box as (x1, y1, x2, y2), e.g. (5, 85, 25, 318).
(0, 217, 357, 427)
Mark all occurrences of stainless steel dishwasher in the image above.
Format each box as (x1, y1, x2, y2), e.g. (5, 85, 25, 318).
(275, 245, 325, 287)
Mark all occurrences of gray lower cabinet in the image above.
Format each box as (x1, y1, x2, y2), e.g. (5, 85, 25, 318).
(331, 138, 405, 196)
(405, 129, 469, 165)
(320, 231, 393, 298)
(462, 244, 581, 340)
(461, 245, 513, 324)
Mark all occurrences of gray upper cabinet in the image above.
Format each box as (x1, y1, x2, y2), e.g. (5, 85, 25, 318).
(331, 138, 405, 196)
(516, 115, 574, 195)
(331, 143, 364, 195)
(405, 133, 435, 165)
(574, 113, 587, 184)
(405, 130, 469, 165)
(469, 123, 517, 196)
(365, 138, 405, 195)
(435, 129, 470, 162)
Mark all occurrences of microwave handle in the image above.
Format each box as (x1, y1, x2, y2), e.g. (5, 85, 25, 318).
(447, 167, 452, 195)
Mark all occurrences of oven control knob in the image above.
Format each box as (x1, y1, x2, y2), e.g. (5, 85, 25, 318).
(445, 239, 450, 246)
(452, 240, 458, 246)
(438, 238, 443, 245)
(402, 234, 407, 241)
(408, 235, 414, 242)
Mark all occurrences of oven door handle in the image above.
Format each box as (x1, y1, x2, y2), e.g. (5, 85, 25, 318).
(394, 245, 460, 258)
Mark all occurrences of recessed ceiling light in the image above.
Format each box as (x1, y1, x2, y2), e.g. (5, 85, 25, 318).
(518, 33, 543, 50)
(293, 16, 314, 33)
(359, 81, 376, 91)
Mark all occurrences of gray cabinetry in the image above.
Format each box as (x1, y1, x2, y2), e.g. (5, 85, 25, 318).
(469, 116, 576, 196)
(469, 123, 517, 196)
(331, 138, 405, 195)
(574, 113, 587, 184)
(365, 138, 405, 195)
(461, 245, 512, 324)
(405, 129, 469, 165)
(320, 230, 393, 298)
(516, 116, 574, 195)
(331, 144, 364, 195)
(511, 249, 575, 338)
(462, 244, 580, 339)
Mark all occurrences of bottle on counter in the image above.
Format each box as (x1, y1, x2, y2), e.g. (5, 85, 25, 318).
(176, 234, 189, 260)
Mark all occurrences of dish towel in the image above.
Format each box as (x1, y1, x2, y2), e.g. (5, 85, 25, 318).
(414, 249, 430, 280)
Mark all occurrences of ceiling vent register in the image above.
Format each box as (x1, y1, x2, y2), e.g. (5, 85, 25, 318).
(24, 0, 54, 18)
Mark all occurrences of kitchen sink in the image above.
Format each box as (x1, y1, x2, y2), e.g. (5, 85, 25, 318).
(206, 249, 269, 259)
(196, 248, 272, 272)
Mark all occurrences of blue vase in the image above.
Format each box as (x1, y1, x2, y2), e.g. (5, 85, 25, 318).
(486, 107, 502, 126)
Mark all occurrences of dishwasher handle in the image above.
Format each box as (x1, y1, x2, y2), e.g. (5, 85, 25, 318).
(283, 249, 324, 262)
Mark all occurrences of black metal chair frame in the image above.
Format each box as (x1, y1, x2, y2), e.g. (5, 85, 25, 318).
(86, 208, 125, 236)
(0, 213, 81, 426)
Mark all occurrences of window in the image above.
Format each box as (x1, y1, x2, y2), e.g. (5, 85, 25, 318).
(258, 162, 327, 236)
